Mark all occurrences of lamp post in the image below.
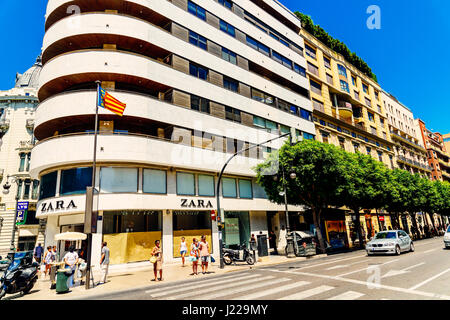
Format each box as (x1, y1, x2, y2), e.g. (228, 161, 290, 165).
(2, 175, 20, 254)
(216, 132, 296, 268)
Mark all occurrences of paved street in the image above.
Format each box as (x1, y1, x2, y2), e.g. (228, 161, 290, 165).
(79, 237, 450, 300)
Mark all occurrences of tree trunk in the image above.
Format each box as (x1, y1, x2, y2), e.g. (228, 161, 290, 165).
(312, 207, 326, 254)
(352, 207, 364, 249)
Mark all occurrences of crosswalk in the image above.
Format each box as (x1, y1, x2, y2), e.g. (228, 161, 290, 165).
(144, 273, 367, 300)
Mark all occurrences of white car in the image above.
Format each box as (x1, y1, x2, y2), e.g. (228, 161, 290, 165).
(444, 226, 450, 248)
(366, 230, 414, 256)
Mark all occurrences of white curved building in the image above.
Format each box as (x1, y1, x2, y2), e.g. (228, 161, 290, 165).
(32, 0, 315, 265)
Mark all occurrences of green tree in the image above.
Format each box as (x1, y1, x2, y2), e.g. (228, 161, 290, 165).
(340, 152, 388, 248)
(255, 140, 348, 253)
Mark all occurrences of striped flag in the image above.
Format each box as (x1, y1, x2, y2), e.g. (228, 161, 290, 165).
(97, 86, 126, 116)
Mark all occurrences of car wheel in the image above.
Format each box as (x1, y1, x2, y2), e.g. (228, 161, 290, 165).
(409, 242, 415, 252)
(395, 245, 401, 255)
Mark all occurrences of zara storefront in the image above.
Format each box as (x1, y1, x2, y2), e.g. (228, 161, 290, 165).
(34, 165, 299, 266)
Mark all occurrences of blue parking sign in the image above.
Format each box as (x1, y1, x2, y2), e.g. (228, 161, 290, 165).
(17, 201, 29, 211)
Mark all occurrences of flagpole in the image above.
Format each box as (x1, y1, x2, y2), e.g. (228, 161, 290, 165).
(85, 80, 101, 289)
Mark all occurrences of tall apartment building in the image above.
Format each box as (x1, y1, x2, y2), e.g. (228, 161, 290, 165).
(415, 119, 450, 182)
(298, 28, 396, 248)
(30, 0, 315, 264)
(0, 57, 43, 257)
(382, 91, 431, 178)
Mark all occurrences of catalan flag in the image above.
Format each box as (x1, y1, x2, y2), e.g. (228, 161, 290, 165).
(97, 86, 126, 116)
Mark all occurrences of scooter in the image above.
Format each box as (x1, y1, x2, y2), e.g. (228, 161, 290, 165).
(222, 243, 255, 265)
(0, 251, 39, 300)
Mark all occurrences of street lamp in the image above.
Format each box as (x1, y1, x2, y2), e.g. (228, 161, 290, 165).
(273, 167, 297, 258)
(3, 175, 20, 254)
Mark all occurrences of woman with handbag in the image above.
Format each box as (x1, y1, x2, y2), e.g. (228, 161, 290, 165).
(189, 238, 200, 275)
(150, 240, 163, 281)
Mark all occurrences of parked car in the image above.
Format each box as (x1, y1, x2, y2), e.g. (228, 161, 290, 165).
(444, 226, 450, 249)
(366, 230, 414, 256)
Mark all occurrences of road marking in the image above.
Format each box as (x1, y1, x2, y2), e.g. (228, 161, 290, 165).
(326, 259, 369, 270)
(409, 268, 450, 290)
(336, 259, 399, 277)
(265, 269, 450, 300)
(278, 285, 334, 300)
(165, 275, 275, 300)
(196, 278, 291, 300)
(423, 249, 437, 254)
(235, 281, 310, 300)
(382, 262, 426, 278)
(327, 291, 365, 300)
(145, 273, 259, 296)
(293, 254, 367, 270)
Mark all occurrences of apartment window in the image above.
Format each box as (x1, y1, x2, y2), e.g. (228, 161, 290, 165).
(337, 64, 347, 77)
(371, 126, 377, 135)
(177, 172, 195, 196)
(312, 98, 324, 112)
(294, 64, 306, 77)
(220, 20, 236, 37)
(310, 80, 322, 95)
(219, 0, 232, 9)
(305, 44, 316, 59)
(287, 103, 297, 115)
(377, 105, 382, 113)
(19, 153, 26, 172)
(191, 95, 210, 113)
(246, 36, 269, 56)
(60, 167, 93, 195)
(354, 91, 359, 100)
(321, 131, 329, 144)
(23, 180, 31, 200)
(223, 77, 239, 92)
(307, 62, 319, 76)
(340, 80, 350, 93)
(338, 137, 346, 150)
(351, 76, 356, 86)
(281, 56, 292, 69)
(365, 97, 372, 107)
(100, 167, 138, 193)
(280, 125, 290, 135)
(39, 171, 57, 200)
(225, 106, 241, 122)
(251, 88, 274, 105)
(222, 178, 237, 198)
(374, 91, 379, 100)
(326, 74, 333, 85)
(143, 169, 167, 194)
(221, 48, 237, 64)
(26, 153, 31, 172)
(16, 180, 23, 199)
(189, 31, 207, 50)
(189, 63, 208, 80)
(380, 118, 385, 126)
(368, 112, 374, 122)
(300, 109, 312, 121)
(272, 51, 283, 64)
(32, 180, 39, 200)
(238, 179, 253, 199)
(378, 151, 383, 162)
(353, 143, 360, 153)
(362, 83, 369, 93)
(198, 174, 215, 196)
(303, 132, 315, 140)
(253, 116, 266, 128)
(188, 1, 206, 20)
(323, 56, 331, 69)
(366, 147, 371, 155)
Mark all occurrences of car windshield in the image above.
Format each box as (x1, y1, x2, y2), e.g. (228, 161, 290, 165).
(375, 232, 397, 239)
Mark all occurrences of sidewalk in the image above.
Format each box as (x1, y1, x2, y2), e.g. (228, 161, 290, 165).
(13, 254, 326, 300)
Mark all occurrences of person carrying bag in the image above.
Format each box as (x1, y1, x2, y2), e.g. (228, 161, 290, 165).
(189, 238, 200, 275)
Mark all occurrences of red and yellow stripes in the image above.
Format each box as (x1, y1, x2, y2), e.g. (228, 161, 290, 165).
(103, 92, 126, 116)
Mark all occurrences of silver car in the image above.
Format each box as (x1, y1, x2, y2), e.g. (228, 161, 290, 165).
(366, 230, 414, 256)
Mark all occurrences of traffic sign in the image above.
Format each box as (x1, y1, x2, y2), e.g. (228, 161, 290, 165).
(17, 201, 29, 211)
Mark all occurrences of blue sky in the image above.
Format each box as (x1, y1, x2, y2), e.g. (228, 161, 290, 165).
(1, 0, 448, 133)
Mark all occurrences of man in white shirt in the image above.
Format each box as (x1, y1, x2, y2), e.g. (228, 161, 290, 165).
(63, 246, 79, 288)
(99, 242, 110, 284)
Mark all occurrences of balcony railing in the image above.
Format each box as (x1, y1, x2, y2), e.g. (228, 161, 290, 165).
(397, 155, 432, 171)
(390, 131, 425, 151)
(18, 140, 35, 150)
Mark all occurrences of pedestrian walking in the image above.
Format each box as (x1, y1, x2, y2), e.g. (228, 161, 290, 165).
(179, 237, 188, 267)
(99, 242, 110, 284)
(198, 235, 210, 274)
(34, 243, 43, 264)
(43, 246, 52, 277)
(250, 234, 257, 259)
(52, 246, 57, 262)
(151, 240, 163, 281)
(269, 230, 278, 255)
(190, 238, 200, 275)
(63, 246, 79, 288)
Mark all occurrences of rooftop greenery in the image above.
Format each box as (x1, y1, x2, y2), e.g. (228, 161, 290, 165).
(295, 12, 378, 83)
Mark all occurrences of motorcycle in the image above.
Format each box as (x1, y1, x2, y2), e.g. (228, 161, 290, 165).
(0, 251, 39, 300)
(222, 243, 255, 265)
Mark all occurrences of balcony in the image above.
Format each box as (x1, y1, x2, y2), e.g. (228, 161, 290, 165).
(390, 131, 426, 151)
(397, 155, 432, 172)
(17, 140, 35, 151)
(337, 101, 353, 118)
(29, 132, 265, 179)
(0, 119, 10, 133)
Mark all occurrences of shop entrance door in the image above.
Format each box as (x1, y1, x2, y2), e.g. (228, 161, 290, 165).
(60, 224, 87, 260)
(223, 211, 250, 249)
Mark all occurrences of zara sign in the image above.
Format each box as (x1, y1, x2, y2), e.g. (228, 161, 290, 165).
(180, 198, 213, 209)
(39, 199, 78, 214)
